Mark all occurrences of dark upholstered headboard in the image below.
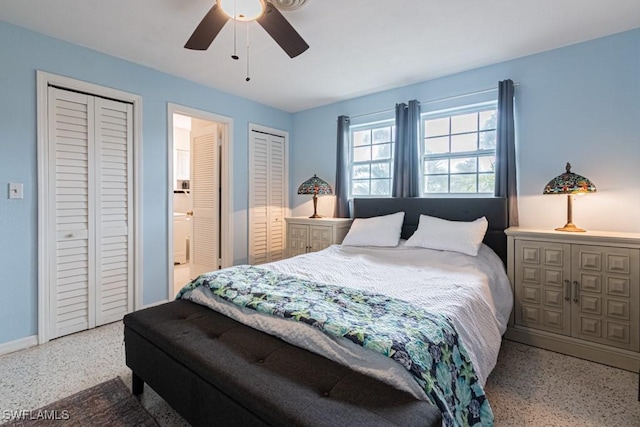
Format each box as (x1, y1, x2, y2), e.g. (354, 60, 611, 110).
(352, 198, 509, 265)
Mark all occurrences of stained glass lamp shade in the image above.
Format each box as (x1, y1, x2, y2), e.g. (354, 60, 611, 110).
(543, 162, 597, 232)
(297, 174, 333, 218)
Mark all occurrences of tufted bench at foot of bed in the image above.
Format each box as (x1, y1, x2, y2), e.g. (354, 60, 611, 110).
(124, 299, 442, 427)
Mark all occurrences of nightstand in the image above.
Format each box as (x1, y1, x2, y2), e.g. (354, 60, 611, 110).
(285, 217, 352, 258)
(505, 227, 640, 374)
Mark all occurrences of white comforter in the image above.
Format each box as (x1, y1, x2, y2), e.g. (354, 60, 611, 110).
(185, 243, 512, 401)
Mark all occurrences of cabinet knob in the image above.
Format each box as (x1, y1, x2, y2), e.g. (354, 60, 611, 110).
(66, 233, 75, 238)
(186, 211, 193, 217)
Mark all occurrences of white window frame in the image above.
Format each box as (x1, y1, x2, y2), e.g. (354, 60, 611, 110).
(348, 119, 395, 198)
(420, 101, 498, 196)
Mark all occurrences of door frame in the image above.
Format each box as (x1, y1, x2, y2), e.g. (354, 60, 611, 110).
(36, 71, 143, 344)
(167, 103, 233, 299)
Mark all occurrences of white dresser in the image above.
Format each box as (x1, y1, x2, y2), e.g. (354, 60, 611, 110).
(505, 227, 640, 372)
(285, 217, 352, 258)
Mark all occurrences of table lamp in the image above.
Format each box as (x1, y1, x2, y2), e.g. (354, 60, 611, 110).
(297, 174, 333, 218)
(543, 162, 597, 232)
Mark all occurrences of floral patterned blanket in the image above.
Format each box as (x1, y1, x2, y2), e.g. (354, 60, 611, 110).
(177, 265, 494, 426)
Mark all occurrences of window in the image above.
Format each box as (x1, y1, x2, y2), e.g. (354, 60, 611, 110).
(421, 103, 497, 194)
(350, 121, 394, 196)
(347, 102, 498, 198)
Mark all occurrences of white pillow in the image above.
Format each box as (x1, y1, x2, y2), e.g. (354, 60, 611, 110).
(341, 212, 405, 247)
(405, 215, 488, 256)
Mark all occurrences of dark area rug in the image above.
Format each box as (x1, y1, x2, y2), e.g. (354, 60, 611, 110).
(4, 377, 158, 426)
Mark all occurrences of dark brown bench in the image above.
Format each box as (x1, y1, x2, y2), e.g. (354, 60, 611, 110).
(124, 300, 441, 426)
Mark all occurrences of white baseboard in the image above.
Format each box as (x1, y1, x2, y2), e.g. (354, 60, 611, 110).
(0, 335, 38, 356)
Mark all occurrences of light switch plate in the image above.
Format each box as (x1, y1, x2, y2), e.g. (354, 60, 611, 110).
(9, 183, 23, 199)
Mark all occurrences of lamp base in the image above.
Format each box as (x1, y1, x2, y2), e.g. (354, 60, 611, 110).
(555, 223, 586, 232)
(308, 193, 322, 218)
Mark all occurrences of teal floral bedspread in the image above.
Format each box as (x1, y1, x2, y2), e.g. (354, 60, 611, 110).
(177, 265, 494, 427)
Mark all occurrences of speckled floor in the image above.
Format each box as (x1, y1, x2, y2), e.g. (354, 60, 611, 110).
(486, 341, 639, 426)
(0, 323, 638, 426)
(0, 322, 188, 427)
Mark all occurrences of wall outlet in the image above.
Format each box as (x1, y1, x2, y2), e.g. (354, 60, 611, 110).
(9, 183, 23, 199)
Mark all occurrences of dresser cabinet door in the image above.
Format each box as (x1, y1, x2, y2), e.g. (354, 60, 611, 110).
(571, 245, 640, 351)
(288, 224, 309, 257)
(514, 240, 572, 335)
(309, 225, 333, 252)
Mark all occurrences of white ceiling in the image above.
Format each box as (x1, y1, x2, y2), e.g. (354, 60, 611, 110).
(1, 0, 640, 112)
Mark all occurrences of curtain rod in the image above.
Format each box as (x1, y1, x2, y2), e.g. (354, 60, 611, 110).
(349, 83, 520, 121)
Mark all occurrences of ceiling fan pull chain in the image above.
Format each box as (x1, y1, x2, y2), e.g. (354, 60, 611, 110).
(245, 23, 251, 82)
(231, 0, 239, 60)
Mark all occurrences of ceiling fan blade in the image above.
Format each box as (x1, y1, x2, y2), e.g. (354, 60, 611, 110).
(185, 3, 229, 50)
(256, 3, 309, 58)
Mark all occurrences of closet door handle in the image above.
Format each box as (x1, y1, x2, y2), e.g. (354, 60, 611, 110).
(572, 281, 579, 303)
(564, 280, 570, 301)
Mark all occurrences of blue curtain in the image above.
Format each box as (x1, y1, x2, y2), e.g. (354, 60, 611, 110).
(392, 100, 420, 197)
(495, 79, 519, 226)
(335, 115, 350, 218)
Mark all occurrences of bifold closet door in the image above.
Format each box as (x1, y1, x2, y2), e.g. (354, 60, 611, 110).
(94, 97, 134, 326)
(48, 88, 95, 338)
(47, 87, 133, 339)
(248, 131, 286, 264)
(268, 135, 286, 262)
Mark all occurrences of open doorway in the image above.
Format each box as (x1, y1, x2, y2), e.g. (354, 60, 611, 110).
(167, 105, 233, 299)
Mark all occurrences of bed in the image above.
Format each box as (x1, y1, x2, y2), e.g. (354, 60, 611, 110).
(124, 197, 511, 426)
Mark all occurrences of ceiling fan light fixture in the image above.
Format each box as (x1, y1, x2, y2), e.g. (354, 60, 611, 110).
(219, 0, 266, 21)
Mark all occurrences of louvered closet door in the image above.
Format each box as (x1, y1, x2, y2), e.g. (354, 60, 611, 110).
(94, 97, 133, 325)
(47, 87, 133, 339)
(249, 133, 269, 264)
(249, 131, 286, 264)
(190, 125, 219, 278)
(268, 134, 285, 262)
(48, 88, 95, 338)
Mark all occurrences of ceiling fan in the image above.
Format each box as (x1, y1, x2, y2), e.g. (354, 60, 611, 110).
(185, 0, 309, 58)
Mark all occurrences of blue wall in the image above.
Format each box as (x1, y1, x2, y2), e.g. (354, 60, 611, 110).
(290, 29, 640, 233)
(0, 21, 293, 345)
(2, 20, 639, 348)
